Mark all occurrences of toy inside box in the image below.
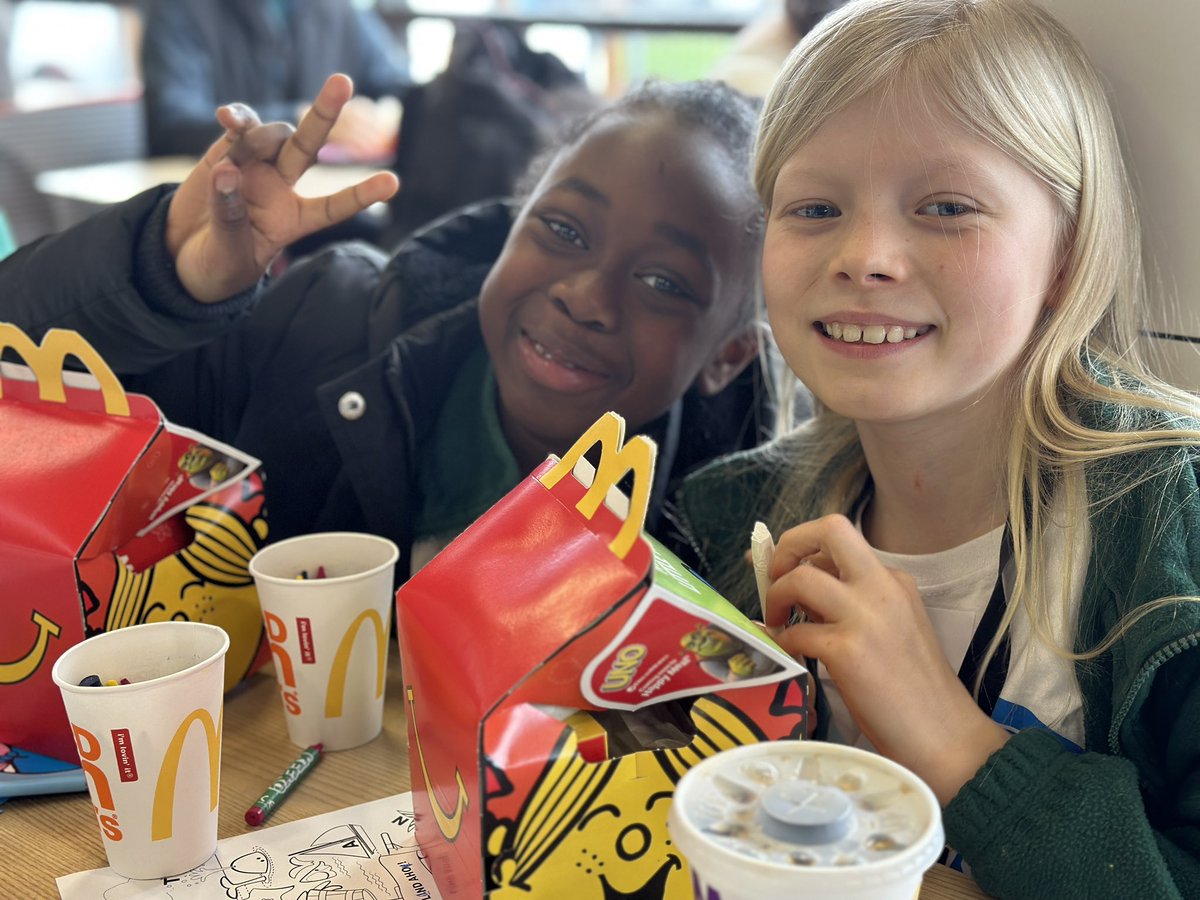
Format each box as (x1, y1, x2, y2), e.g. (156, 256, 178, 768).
(396, 412, 808, 899)
(0, 324, 269, 763)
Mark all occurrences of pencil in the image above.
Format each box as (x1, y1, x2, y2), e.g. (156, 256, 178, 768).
(244, 743, 324, 827)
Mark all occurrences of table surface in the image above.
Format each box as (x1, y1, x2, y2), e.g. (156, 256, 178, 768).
(34, 156, 385, 208)
(1, 649, 992, 899)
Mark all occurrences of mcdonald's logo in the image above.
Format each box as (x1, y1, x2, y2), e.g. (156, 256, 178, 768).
(73, 723, 116, 816)
(151, 707, 222, 841)
(263, 611, 301, 714)
(0, 610, 62, 684)
(264, 611, 297, 686)
(539, 412, 656, 560)
(407, 686, 469, 841)
(0, 324, 130, 415)
(325, 609, 386, 718)
(72, 723, 123, 841)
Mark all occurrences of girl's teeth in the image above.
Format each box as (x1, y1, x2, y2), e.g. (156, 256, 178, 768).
(821, 322, 927, 344)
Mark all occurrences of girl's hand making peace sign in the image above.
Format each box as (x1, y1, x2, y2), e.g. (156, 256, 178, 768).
(165, 74, 400, 304)
(765, 514, 1010, 804)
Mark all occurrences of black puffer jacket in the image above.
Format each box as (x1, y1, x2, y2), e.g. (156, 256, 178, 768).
(1, 187, 773, 578)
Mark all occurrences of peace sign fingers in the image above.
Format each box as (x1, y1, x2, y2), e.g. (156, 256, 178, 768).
(275, 73, 355, 186)
(295, 171, 400, 236)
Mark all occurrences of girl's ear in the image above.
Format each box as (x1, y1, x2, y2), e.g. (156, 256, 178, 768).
(695, 322, 763, 397)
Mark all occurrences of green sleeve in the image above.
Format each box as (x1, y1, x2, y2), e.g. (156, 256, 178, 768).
(946, 719, 1200, 899)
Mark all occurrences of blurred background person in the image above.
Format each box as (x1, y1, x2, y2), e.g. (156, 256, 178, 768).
(709, 0, 850, 96)
(382, 19, 597, 247)
(140, 0, 409, 162)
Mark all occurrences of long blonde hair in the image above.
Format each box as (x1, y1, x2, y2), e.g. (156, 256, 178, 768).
(755, 0, 1200, 678)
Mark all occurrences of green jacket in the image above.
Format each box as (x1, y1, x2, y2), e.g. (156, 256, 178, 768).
(670, 414, 1200, 899)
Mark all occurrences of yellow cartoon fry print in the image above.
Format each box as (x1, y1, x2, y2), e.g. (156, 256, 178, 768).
(484, 687, 795, 900)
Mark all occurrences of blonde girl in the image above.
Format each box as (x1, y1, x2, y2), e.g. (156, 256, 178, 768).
(671, 0, 1200, 895)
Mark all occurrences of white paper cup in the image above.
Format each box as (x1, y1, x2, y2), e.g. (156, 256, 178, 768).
(668, 741, 944, 900)
(51, 621, 229, 880)
(248, 532, 399, 751)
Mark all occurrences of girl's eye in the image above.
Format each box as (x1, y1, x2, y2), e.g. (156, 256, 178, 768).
(541, 216, 585, 248)
(919, 200, 973, 217)
(792, 203, 840, 219)
(637, 273, 690, 299)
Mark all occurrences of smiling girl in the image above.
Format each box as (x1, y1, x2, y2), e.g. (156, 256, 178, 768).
(671, 1, 1200, 896)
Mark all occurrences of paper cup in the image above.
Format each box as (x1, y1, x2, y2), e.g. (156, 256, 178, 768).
(52, 621, 229, 880)
(668, 741, 944, 900)
(249, 532, 399, 751)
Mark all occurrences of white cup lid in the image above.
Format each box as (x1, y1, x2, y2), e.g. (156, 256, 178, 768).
(668, 741, 944, 890)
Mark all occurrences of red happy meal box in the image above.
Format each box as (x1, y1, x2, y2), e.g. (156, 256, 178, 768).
(396, 412, 809, 899)
(0, 324, 269, 763)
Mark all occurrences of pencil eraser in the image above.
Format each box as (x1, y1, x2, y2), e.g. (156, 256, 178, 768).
(244, 805, 265, 827)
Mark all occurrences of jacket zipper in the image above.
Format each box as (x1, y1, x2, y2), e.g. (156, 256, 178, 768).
(1108, 630, 1200, 754)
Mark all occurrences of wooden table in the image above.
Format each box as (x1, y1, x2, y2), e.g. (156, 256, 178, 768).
(0, 649, 990, 898)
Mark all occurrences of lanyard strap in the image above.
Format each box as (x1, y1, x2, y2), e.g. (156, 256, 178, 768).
(850, 485, 1015, 718)
(956, 524, 1014, 717)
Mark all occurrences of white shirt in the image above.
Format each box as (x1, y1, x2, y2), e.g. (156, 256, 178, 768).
(822, 498, 1087, 752)
(821, 524, 1005, 748)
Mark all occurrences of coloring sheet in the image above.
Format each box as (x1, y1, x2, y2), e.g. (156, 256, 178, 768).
(56, 792, 442, 900)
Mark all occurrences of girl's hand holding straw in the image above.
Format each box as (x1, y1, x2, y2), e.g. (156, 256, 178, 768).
(765, 514, 1008, 803)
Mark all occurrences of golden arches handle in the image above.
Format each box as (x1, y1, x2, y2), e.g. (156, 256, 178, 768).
(538, 412, 656, 560)
(0, 323, 130, 416)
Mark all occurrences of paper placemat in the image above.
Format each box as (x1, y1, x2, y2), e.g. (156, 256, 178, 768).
(57, 792, 442, 900)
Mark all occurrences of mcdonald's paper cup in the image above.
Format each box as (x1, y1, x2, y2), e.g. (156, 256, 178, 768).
(668, 742, 944, 900)
(249, 532, 399, 751)
(52, 621, 229, 880)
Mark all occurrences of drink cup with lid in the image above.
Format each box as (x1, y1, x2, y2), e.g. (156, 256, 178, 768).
(668, 741, 944, 900)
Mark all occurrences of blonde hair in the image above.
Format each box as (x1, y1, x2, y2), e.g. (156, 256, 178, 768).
(755, 0, 1200, 681)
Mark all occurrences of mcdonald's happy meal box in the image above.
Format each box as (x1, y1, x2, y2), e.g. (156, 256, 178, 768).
(396, 412, 809, 899)
(0, 323, 267, 763)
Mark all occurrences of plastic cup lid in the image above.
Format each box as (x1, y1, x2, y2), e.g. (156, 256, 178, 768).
(668, 741, 945, 890)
